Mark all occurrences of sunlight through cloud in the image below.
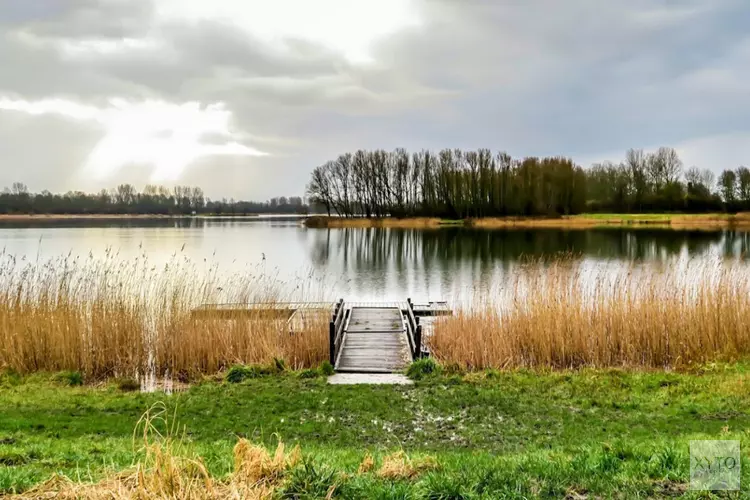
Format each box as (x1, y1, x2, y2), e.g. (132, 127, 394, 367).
(0, 97, 266, 181)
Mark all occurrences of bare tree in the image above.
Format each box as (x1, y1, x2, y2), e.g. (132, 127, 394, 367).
(11, 182, 28, 196)
(736, 166, 750, 203)
(719, 170, 737, 203)
(306, 165, 334, 216)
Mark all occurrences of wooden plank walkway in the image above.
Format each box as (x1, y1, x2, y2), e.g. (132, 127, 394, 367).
(335, 307, 411, 373)
(191, 299, 450, 374)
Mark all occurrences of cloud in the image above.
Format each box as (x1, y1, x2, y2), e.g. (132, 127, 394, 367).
(0, 0, 749, 199)
(0, 97, 265, 182)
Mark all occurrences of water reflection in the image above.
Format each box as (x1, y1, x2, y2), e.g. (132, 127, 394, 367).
(1, 218, 748, 302)
(309, 227, 747, 268)
(307, 227, 749, 301)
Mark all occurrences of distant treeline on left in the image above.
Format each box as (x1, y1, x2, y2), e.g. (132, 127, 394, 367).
(0, 182, 310, 215)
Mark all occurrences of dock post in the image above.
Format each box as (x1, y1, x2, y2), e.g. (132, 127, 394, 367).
(329, 321, 335, 365)
(415, 324, 422, 359)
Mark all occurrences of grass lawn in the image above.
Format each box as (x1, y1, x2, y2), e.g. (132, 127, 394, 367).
(571, 213, 676, 220)
(571, 213, 732, 221)
(2, 365, 750, 498)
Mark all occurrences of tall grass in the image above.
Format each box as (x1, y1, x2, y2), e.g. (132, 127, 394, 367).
(0, 250, 330, 380)
(430, 257, 750, 369)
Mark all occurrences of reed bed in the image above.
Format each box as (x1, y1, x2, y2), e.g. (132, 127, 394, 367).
(430, 257, 750, 369)
(304, 216, 443, 228)
(306, 213, 750, 230)
(0, 251, 330, 380)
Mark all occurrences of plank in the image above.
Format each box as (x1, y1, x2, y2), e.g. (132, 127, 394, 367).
(335, 306, 411, 374)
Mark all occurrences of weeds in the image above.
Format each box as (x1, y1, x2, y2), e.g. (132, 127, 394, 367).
(406, 359, 441, 380)
(319, 360, 335, 376)
(114, 377, 141, 392)
(51, 371, 83, 387)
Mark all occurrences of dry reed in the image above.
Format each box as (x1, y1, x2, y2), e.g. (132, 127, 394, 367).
(430, 257, 750, 369)
(307, 214, 750, 230)
(471, 214, 750, 229)
(0, 250, 330, 380)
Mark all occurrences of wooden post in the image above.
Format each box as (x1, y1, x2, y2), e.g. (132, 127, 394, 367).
(415, 324, 422, 359)
(329, 321, 336, 365)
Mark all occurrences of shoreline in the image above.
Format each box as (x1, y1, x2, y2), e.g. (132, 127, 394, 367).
(0, 213, 278, 221)
(304, 213, 750, 230)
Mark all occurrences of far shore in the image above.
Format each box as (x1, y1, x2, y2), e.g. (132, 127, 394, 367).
(0, 213, 280, 221)
(304, 213, 750, 230)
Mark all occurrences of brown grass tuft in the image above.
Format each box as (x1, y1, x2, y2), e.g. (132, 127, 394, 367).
(233, 439, 301, 486)
(376, 451, 439, 480)
(357, 453, 374, 474)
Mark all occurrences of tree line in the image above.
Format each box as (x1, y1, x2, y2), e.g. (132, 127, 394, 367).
(306, 148, 750, 217)
(0, 183, 309, 215)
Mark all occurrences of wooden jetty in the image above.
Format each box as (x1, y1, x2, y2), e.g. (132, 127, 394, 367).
(329, 299, 435, 373)
(192, 299, 451, 374)
(191, 301, 334, 320)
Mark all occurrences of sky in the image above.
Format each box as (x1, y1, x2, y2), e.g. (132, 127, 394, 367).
(0, 0, 749, 200)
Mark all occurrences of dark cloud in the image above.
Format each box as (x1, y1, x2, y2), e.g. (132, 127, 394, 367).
(0, 0, 153, 38)
(0, 0, 749, 199)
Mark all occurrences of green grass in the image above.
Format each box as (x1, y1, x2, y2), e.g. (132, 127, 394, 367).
(573, 213, 731, 221)
(3, 365, 750, 497)
(573, 213, 674, 220)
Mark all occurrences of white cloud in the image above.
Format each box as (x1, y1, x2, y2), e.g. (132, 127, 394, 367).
(14, 31, 160, 57)
(0, 96, 100, 121)
(675, 132, 750, 171)
(0, 97, 266, 181)
(154, 0, 421, 63)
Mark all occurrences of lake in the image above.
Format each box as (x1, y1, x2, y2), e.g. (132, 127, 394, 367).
(1, 216, 749, 302)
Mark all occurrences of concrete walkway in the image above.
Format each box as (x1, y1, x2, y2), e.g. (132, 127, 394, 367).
(327, 373, 413, 385)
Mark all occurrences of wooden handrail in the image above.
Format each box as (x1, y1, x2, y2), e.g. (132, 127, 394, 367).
(415, 324, 422, 359)
(329, 299, 345, 365)
(405, 298, 422, 360)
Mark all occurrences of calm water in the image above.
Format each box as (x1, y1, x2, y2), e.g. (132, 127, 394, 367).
(1, 217, 749, 302)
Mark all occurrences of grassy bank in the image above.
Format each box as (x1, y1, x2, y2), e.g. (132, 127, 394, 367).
(305, 213, 750, 229)
(305, 216, 445, 228)
(0, 214, 268, 221)
(3, 365, 750, 497)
